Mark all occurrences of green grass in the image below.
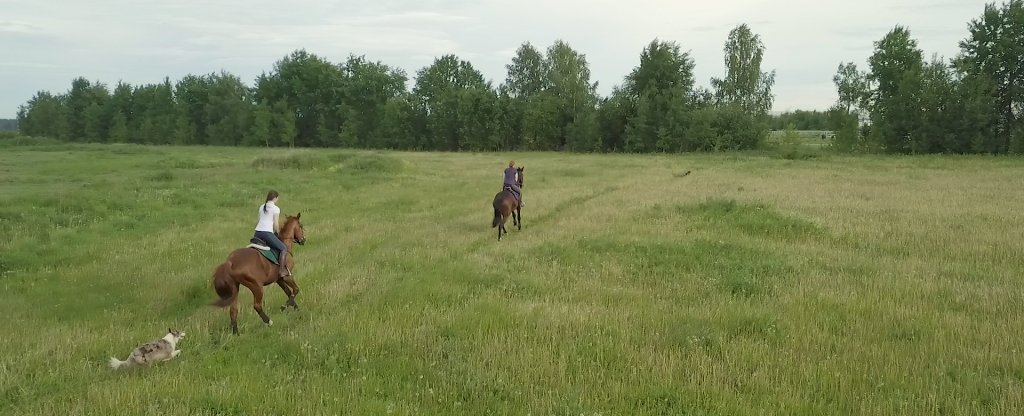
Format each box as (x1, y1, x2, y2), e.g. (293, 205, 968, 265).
(2, 141, 1024, 415)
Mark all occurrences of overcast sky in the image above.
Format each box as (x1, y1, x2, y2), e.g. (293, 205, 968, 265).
(0, 0, 995, 118)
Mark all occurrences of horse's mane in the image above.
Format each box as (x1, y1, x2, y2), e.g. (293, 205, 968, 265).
(280, 216, 299, 234)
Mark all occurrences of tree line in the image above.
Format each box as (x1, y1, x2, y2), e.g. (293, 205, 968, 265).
(16, 25, 775, 152)
(828, 0, 1023, 154)
(769, 111, 829, 131)
(0, 119, 16, 132)
(16, 1, 1023, 154)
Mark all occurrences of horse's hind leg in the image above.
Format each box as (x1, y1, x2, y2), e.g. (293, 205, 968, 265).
(516, 206, 522, 231)
(242, 281, 273, 326)
(229, 298, 240, 335)
(497, 215, 504, 240)
(498, 214, 508, 240)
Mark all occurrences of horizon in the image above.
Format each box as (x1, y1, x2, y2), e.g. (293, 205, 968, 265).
(0, 0, 995, 118)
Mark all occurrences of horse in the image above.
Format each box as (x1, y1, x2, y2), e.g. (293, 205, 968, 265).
(211, 214, 306, 335)
(492, 166, 523, 240)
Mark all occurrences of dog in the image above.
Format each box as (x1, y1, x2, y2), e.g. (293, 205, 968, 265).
(109, 328, 186, 370)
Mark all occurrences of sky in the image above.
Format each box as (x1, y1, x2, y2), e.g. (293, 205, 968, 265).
(0, 0, 997, 118)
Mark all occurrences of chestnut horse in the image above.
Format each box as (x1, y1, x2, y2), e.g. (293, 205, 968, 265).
(211, 214, 306, 335)
(492, 167, 523, 240)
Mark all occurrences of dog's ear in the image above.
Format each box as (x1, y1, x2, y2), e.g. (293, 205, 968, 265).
(297, 212, 301, 219)
(168, 327, 173, 334)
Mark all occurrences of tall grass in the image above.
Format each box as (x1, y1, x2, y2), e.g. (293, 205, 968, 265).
(2, 144, 1023, 415)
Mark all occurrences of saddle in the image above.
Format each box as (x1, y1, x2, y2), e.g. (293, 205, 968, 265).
(248, 237, 280, 265)
(503, 185, 521, 200)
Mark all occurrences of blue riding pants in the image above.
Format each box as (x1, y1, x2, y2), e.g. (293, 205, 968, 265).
(254, 231, 288, 256)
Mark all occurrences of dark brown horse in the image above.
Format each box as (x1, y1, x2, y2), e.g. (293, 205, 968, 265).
(492, 167, 523, 240)
(211, 214, 306, 335)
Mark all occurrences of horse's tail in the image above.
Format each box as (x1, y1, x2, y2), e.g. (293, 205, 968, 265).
(492, 206, 502, 228)
(211, 260, 237, 307)
(492, 193, 504, 228)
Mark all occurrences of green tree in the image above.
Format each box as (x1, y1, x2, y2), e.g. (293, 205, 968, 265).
(597, 88, 633, 151)
(710, 24, 776, 149)
(529, 40, 600, 150)
(622, 39, 696, 152)
(457, 87, 500, 151)
(377, 95, 418, 149)
(248, 102, 272, 147)
(271, 100, 297, 148)
(952, 66, 1000, 153)
(958, 0, 1024, 152)
(867, 26, 925, 153)
(83, 102, 107, 142)
(108, 110, 129, 143)
(204, 72, 253, 146)
(912, 57, 958, 153)
(412, 55, 490, 150)
(65, 77, 94, 141)
(108, 82, 134, 141)
(17, 91, 69, 139)
(770, 110, 831, 130)
(338, 55, 408, 148)
(256, 50, 345, 147)
(175, 74, 213, 144)
(501, 43, 548, 149)
(129, 79, 178, 144)
(712, 24, 776, 116)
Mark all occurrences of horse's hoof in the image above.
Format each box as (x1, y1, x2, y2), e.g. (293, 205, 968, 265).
(281, 305, 287, 311)
(267, 320, 274, 326)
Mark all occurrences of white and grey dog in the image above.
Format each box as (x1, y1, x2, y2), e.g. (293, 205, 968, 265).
(109, 328, 186, 370)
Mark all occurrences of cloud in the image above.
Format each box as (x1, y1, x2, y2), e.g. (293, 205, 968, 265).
(0, 62, 62, 69)
(0, 20, 43, 34)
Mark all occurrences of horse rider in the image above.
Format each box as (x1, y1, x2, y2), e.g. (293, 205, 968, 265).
(503, 160, 523, 207)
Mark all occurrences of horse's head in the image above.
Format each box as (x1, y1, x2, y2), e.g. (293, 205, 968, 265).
(283, 213, 306, 245)
(516, 166, 524, 187)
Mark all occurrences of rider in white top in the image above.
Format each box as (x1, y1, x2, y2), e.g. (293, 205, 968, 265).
(255, 201, 280, 233)
(253, 190, 290, 278)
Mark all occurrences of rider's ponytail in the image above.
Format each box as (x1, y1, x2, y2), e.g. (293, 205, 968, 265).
(263, 190, 279, 214)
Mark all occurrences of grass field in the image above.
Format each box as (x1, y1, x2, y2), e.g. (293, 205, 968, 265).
(2, 138, 1023, 415)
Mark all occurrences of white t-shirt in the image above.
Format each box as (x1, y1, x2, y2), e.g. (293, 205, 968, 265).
(255, 201, 280, 232)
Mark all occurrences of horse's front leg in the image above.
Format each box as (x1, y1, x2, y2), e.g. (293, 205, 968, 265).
(278, 276, 300, 311)
(277, 280, 293, 311)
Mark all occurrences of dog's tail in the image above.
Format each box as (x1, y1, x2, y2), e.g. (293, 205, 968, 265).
(211, 260, 237, 307)
(109, 356, 129, 370)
